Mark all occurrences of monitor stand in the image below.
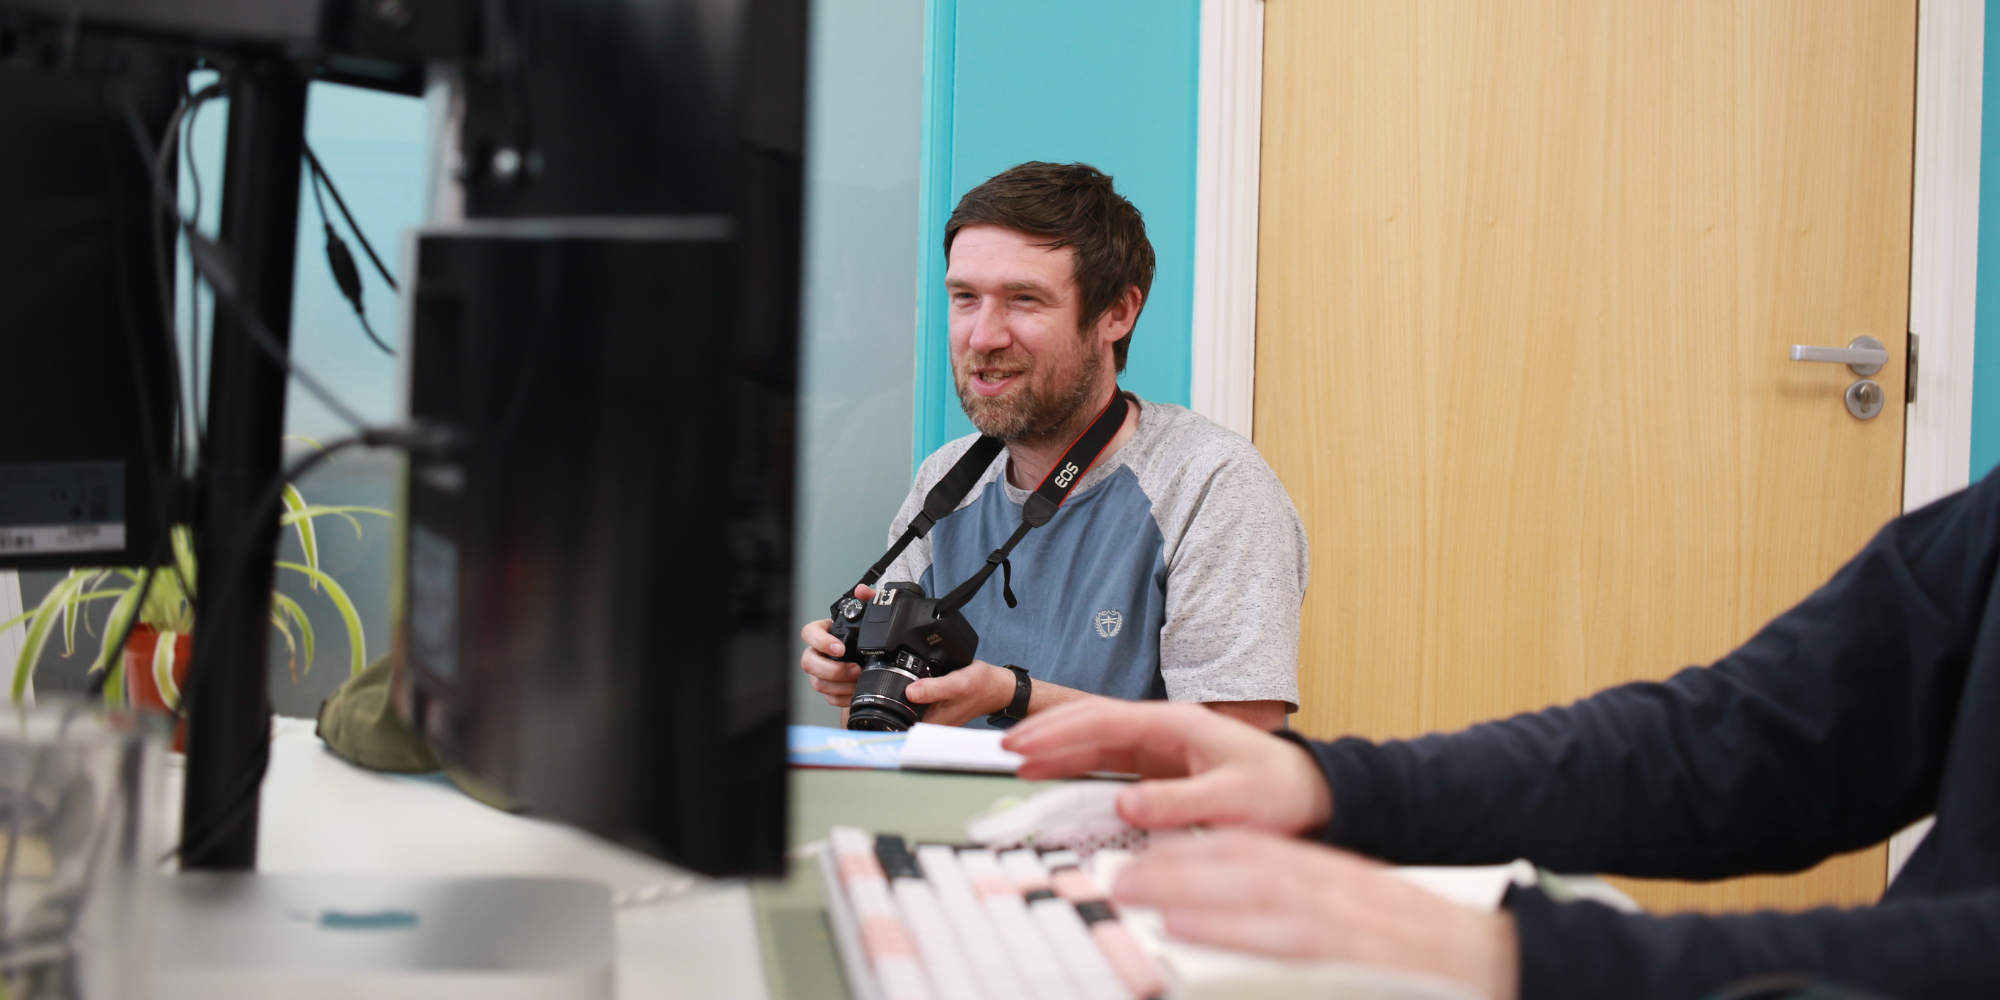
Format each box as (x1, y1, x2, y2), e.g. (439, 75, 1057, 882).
(152, 872, 614, 1000)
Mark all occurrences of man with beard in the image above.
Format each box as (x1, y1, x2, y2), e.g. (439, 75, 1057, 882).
(800, 162, 1308, 729)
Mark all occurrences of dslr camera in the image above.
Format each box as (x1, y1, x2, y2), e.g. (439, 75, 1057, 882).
(828, 583, 978, 731)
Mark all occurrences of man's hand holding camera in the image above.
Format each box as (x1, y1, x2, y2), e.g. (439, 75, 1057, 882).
(801, 584, 1071, 727)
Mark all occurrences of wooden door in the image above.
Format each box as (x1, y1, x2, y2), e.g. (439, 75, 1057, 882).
(1256, 1, 1914, 913)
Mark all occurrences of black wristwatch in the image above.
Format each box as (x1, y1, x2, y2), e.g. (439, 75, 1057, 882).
(986, 665, 1032, 729)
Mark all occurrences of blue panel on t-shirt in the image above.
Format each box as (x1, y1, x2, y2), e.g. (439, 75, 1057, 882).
(914, 465, 1169, 728)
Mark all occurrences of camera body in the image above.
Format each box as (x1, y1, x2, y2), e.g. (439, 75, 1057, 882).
(828, 582, 978, 731)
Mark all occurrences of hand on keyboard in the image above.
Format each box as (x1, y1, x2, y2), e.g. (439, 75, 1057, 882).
(827, 825, 1166, 1000)
(1002, 701, 1332, 835)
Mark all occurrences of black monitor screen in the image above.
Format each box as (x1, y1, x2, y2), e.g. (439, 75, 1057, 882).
(0, 42, 179, 569)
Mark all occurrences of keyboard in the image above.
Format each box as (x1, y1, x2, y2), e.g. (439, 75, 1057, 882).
(822, 825, 1167, 1000)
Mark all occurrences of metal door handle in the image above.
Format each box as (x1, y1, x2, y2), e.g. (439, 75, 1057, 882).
(1790, 336, 1888, 375)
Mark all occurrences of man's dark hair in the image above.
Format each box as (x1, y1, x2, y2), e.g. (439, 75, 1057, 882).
(944, 162, 1155, 372)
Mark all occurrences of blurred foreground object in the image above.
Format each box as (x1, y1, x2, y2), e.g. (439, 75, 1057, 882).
(0, 698, 165, 1000)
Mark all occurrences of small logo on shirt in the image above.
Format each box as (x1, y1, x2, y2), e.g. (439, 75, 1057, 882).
(1093, 609, 1123, 639)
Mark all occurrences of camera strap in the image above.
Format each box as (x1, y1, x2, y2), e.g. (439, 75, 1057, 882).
(936, 391, 1130, 615)
(852, 435, 1007, 592)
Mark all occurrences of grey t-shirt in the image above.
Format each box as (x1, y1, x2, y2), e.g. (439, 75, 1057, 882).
(881, 394, 1307, 721)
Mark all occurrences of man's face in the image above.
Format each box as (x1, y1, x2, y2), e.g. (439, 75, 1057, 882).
(945, 224, 1106, 443)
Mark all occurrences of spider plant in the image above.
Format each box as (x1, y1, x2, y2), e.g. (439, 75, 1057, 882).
(0, 486, 391, 709)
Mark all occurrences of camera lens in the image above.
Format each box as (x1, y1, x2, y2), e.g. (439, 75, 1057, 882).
(845, 656, 925, 732)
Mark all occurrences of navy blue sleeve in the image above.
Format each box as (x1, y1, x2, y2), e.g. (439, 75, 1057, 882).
(1302, 472, 2000, 877)
(1506, 884, 2000, 1000)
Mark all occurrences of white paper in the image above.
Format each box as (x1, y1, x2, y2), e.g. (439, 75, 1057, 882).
(896, 723, 1024, 774)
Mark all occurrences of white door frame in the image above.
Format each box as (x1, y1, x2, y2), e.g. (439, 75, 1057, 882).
(1890, 0, 1985, 884)
(1189, 0, 1265, 439)
(1192, 0, 1987, 887)
(1905, 0, 1984, 515)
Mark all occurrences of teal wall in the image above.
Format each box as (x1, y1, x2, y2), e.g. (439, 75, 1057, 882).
(1975, 2, 2000, 480)
(914, 0, 1203, 465)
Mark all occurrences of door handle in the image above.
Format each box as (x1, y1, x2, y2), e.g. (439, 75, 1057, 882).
(1789, 336, 1888, 376)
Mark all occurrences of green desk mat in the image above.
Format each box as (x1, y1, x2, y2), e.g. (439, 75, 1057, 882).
(752, 767, 1058, 1000)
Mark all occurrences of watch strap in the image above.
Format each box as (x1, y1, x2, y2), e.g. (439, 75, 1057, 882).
(986, 665, 1032, 728)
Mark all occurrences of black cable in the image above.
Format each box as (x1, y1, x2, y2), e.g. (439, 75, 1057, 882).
(302, 144, 397, 292)
(116, 84, 376, 433)
(182, 79, 214, 449)
(352, 310, 395, 358)
(306, 159, 396, 357)
(187, 228, 375, 429)
(145, 80, 223, 472)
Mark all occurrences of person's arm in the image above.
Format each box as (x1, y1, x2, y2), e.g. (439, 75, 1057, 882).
(1006, 699, 1332, 832)
(1312, 474, 2000, 877)
(1505, 883, 2000, 1000)
(902, 664, 1098, 727)
(1154, 434, 1310, 714)
(1007, 700, 2000, 1000)
(1206, 699, 1287, 730)
(905, 674, 1289, 729)
(1111, 824, 2000, 1000)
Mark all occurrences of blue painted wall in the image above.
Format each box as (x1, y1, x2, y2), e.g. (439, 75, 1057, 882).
(1974, 2, 2000, 480)
(914, 0, 1203, 465)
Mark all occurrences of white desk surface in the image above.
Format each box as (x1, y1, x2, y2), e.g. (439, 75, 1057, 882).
(215, 718, 769, 1000)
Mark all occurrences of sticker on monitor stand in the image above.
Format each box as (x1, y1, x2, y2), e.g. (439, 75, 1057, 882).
(0, 523, 126, 554)
(0, 461, 126, 554)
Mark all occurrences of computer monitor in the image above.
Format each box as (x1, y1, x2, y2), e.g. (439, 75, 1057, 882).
(399, 220, 793, 875)
(0, 38, 180, 569)
(0, 0, 803, 879)
(391, 0, 803, 878)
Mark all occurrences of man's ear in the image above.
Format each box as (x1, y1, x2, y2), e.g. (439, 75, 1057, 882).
(1095, 284, 1144, 344)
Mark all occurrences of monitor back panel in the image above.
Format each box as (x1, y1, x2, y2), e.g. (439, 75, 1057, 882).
(400, 227, 792, 877)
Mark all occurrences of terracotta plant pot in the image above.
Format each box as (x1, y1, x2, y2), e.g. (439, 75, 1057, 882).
(125, 624, 192, 751)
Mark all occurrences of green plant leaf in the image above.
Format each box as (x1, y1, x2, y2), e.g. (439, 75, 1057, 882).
(2, 588, 126, 653)
(269, 591, 316, 679)
(14, 574, 85, 703)
(102, 657, 124, 710)
(280, 505, 393, 538)
(140, 568, 194, 633)
(57, 571, 126, 655)
(58, 569, 86, 657)
(276, 562, 365, 677)
(270, 609, 298, 682)
(282, 485, 320, 590)
(91, 574, 148, 674)
(0, 608, 31, 636)
(151, 629, 183, 712)
(171, 526, 197, 599)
